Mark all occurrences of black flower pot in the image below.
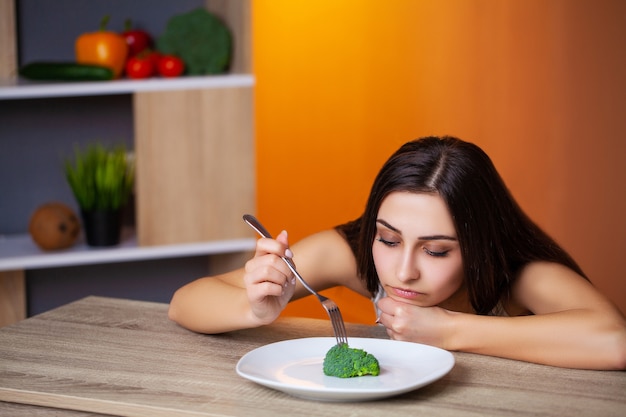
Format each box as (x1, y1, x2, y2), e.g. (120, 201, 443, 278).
(80, 209, 123, 247)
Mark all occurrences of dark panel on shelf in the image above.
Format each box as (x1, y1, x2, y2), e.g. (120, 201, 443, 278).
(26, 255, 210, 316)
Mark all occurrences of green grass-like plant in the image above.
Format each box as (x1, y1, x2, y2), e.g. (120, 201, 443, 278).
(64, 143, 134, 211)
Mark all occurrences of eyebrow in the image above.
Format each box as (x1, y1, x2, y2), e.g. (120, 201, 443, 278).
(376, 219, 458, 241)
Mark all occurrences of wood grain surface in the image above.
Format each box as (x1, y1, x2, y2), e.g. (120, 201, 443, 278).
(0, 297, 624, 417)
(133, 86, 255, 247)
(0, 0, 17, 79)
(0, 269, 25, 327)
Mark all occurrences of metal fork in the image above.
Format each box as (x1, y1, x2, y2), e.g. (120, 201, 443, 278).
(243, 214, 348, 345)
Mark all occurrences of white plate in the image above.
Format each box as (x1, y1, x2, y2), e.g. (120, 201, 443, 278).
(236, 337, 454, 402)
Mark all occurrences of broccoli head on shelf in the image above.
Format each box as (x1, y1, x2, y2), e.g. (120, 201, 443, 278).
(323, 343, 380, 378)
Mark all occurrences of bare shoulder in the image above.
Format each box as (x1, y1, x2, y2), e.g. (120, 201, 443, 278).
(511, 261, 617, 315)
(290, 229, 368, 296)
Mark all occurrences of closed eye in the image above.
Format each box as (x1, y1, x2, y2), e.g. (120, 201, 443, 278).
(424, 247, 449, 257)
(376, 237, 399, 247)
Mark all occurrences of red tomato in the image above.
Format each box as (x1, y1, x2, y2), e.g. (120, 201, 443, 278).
(125, 55, 154, 79)
(157, 55, 185, 77)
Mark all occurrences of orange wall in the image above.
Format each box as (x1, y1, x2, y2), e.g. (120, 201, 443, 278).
(252, 0, 626, 322)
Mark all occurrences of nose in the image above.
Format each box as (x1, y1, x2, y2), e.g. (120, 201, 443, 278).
(396, 249, 419, 282)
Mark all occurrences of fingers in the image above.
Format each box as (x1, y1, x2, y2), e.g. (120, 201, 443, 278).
(245, 254, 291, 290)
(252, 230, 295, 279)
(275, 230, 294, 258)
(375, 296, 396, 319)
(245, 230, 296, 298)
(376, 297, 444, 345)
(255, 230, 293, 258)
(242, 230, 298, 324)
(375, 311, 399, 340)
(375, 297, 409, 337)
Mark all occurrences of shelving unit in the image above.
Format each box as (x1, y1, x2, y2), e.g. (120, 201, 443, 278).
(0, 231, 255, 272)
(0, 0, 255, 326)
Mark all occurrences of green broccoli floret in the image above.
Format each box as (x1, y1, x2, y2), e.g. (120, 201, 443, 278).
(323, 343, 380, 378)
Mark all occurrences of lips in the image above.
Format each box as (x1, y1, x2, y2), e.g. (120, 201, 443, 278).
(390, 286, 423, 299)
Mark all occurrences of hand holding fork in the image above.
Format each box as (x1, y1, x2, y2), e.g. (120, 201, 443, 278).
(243, 214, 348, 345)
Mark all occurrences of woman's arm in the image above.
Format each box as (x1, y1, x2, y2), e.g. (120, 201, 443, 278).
(168, 228, 365, 334)
(378, 262, 626, 370)
(468, 261, 626, 369)
(168, 267, 260, 334)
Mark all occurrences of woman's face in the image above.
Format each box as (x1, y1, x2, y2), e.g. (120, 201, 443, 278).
(372, 191, 464, 308)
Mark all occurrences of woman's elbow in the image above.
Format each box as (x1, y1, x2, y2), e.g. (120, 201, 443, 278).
(601, 315, 626, 370)
(167, 298, 180, 324)
(167, 288, 187, 326)
(610, 326, 626, 370)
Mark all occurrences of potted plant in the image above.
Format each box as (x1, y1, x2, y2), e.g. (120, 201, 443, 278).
(64, 143, 134, 247)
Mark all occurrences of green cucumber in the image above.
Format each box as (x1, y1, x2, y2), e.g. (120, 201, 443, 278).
(19, 62, 114, 81)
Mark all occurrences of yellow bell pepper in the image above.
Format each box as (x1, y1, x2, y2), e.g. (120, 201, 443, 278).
(75, 16, 128, 78)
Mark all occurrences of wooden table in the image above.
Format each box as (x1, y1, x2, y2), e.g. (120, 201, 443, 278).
(0, 297, 624, 416)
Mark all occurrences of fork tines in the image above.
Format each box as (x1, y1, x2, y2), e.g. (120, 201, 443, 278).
(325, 303, 348, 345)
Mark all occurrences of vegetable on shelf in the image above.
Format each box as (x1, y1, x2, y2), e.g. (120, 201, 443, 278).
(156, 8, 232, 75)
(75, 15, 128, 78)
(19, 62, 114, 81)
(125, 52, 154, 79)
(146, 50, 162, 69)
(125, 51, 184, 79)
(122, 19, 153, 57)
(157, 55, 185, 77)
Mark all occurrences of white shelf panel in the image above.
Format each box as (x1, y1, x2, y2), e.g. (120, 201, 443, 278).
(0, 74, 255, 100)
(0, 231, 256, 271)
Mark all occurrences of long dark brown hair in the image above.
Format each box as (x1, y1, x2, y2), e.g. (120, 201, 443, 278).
(337, 136, 585, 315)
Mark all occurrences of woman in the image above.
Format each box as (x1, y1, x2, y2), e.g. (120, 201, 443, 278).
(169, 136, 626, 370)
